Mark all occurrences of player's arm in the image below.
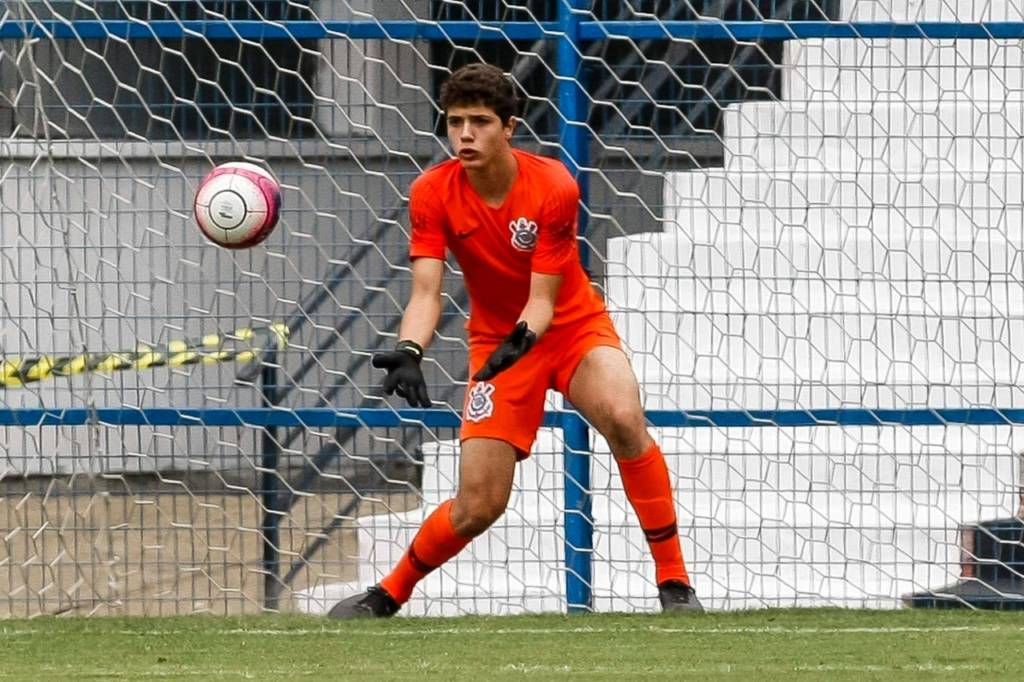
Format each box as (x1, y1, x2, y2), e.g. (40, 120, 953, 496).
(374, 173, 447, 407)
(472, 271, 558, 382)
(518, 271, 561, 339)
(372, 258, 443, 408)
(399, 257, 444, 348)
(526, 173, 578, 336)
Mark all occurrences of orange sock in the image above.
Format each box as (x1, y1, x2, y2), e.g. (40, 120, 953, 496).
(378, 499, 472, 604)
(617, 442, 691, 587)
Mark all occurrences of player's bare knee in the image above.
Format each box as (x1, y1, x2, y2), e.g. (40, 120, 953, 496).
(451, 494, 505, 537)
(599, 404, 649, 457)
(452, 506, 503, 537)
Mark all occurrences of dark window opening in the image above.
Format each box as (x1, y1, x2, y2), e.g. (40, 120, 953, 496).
(429, 1, 842, 141)
(3, 1, 317, 140)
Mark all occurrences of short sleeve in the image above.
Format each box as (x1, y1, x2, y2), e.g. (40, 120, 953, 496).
(408, 176, 447, 261)
(531, 173, 580, 275)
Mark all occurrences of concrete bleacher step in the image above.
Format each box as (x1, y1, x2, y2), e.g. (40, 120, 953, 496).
(632, 374, 1024, 412)
(606, 232, 1024, 394)
(666, 204, 1023, 249)
(297, 522, 966, 614)
(719, 93, 1024, 169)
(668, 169, 1023, 218)
(520, 523, 957, 611)
(722, 100, 1024, 144)
(656, 211, 1023, 258)
(608, 260, 1024, 319)
(609, 204, 1024, 284)
(788, 38, 1024, 73)
(294, 423, 1015, 614)
(843, 0, 1024, 21)
(783, 39, 1024, 102)
(407, 437, 567, 502)
(298, 522, 965, 614)
(300, 573, 566, 617)
(723, 133, 1024, 173)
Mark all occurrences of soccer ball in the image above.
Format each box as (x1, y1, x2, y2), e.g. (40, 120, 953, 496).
(193, 162, 281, 248)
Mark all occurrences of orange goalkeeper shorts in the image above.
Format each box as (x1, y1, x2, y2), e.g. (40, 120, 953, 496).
(461, 312, 622, 458)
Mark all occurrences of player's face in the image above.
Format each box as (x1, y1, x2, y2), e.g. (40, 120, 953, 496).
(446, 104, 514, 171)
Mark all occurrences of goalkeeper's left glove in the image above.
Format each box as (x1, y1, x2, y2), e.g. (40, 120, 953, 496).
(372, 340, 432, 408)
(472, 321, 537, 381)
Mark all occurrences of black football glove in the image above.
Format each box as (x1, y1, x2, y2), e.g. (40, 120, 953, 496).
(372, 340, 431, 408)
(472, 321, 537, 382)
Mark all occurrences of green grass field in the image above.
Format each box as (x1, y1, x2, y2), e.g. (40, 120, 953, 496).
(3, 609, 1022, 680)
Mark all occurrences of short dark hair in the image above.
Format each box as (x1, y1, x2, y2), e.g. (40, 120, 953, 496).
(440, 63, 518, 124)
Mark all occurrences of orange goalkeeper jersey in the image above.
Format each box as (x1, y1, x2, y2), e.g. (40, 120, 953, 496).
(408, 148, 606, 337)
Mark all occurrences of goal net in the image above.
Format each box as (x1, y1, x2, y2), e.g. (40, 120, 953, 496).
(1, 0, 1022, 616)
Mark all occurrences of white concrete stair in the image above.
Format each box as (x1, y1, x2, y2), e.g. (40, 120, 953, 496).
(668, 169, 1024, 237)
(607, 223, 1024, 409)
(722, 101, 1024, 173)
(598, 0, 1024, 611)
(724, 101, 1024, 141)
(784, 39, 1024, 103)
(842, 0, 1024, 21)
(295, 422, 1018, 614)
(296, 431, 571, 616)
(588, 424, 1018, 610)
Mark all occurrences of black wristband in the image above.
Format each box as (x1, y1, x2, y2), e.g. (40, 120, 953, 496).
(395, 339, 424, 361)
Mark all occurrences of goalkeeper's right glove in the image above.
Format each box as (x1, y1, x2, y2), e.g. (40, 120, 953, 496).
(372, 340, 431, 408)
(472, 321, 537, 381)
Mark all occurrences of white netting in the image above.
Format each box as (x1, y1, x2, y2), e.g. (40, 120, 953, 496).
(1, 0, 1021, 616)
(606, 0, 1024, 609)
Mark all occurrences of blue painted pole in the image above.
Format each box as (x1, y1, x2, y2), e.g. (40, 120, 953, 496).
(557, 0, 593, 614)
(557, 1, 591, 270)
(561, 411, 593, 613)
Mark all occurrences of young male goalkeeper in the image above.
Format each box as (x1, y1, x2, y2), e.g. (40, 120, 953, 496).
(329, 63, 702, 618)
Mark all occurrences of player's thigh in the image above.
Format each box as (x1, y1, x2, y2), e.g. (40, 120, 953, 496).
(566, 345, 650, 455)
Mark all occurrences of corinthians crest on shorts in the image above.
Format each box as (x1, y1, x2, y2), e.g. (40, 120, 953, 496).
(509, 217, 538, 252)
(465, 381, 496, 422)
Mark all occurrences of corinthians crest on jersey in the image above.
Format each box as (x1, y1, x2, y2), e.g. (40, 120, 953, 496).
(509, 217, 538, 252)
(465, 382, 496, 422)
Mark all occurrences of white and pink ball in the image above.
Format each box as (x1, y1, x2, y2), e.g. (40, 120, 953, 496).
(193, 162, 281, 249)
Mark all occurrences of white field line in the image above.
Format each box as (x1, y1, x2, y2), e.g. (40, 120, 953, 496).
(791, 664, 984, 673)
(160, 624, 1021, 636)
(1, 624, 1018, 637)
(0, 668, 319, 678)
(499, 663, 986, 674)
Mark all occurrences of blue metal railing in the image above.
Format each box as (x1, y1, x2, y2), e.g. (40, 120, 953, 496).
(4, 20, 1024, 40)
(5, 17, 1018, 138)
(5, 407, 1024, 429)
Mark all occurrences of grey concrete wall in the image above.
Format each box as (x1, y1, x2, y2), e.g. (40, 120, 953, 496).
(0, 142, 450, 479)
